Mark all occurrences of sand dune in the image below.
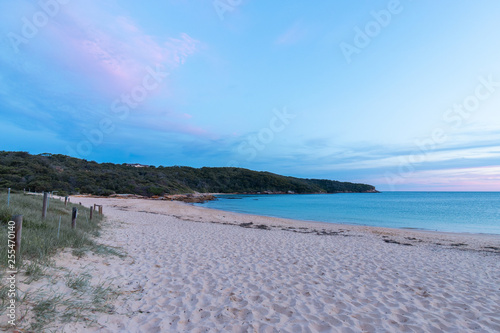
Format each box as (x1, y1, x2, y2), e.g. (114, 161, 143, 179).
(52, 197, 500, 332)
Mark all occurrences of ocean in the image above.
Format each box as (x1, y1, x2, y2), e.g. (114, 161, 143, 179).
(196, 192, 500, 235)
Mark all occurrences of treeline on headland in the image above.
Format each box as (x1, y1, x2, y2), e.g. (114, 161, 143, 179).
(0, 151, 377, 197)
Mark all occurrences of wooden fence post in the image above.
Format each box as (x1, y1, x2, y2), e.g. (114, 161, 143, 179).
(7, 188, 11, 207)
(57, 216, 62, 239)
(65, 196, 68, 206)
(89, 207, 93, 220)
(71, 207, 78, 229)
(13, 215, 23, 261)
(99, 205, 103, 215)
(42, 192, 49, 219)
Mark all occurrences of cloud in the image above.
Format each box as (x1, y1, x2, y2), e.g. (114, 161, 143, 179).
(284, 129, 500, 172)
(371, 166, 500, 191)
(0, 1, 204, 155)
(45, 5, 200, 96)
(224, 128, 500, 190)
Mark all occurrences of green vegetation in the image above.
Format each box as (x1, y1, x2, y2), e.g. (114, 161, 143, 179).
(0, 191, 121, 331)
(65, 272, 92, 292)
(0, 151, 377, 196)
(23, 275, 118, 332)
(0, 191, 103, 267)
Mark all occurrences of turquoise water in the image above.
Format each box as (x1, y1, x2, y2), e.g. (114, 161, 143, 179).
(196, 192, 500, 235)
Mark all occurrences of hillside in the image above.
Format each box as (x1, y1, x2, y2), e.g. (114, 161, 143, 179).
(0, 151, 377, 196)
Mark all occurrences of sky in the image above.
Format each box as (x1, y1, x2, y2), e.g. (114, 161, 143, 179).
(0, 0, 499, 191)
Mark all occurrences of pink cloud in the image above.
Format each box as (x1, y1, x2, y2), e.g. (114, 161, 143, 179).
(42, 2, 199, 95)
(376, 166, 500, 191)
(115, 16, 139, 33)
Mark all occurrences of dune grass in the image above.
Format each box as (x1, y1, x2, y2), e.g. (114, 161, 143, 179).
(24, 274, 118, 332)
(0, 190, 124, 331)
(0, 190, 103, 267)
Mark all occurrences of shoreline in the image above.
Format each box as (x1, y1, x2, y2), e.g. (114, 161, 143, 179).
(70, 191, 499, 239)
(187, 202, 500, 252)
(194, 202, 500, 238)
(72, 194, 500, 250)
(196, 193, 500, 237)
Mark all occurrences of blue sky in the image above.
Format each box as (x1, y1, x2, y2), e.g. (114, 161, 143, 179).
(1, 0, 499, 191)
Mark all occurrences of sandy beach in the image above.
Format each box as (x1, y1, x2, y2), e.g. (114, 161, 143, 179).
(31, 196, 500, 332)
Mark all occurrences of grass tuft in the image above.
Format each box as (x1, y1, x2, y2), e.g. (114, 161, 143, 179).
(31, 293, 64, 331)
(23, 261, 46, 284)
(91, 244, 126, 258)
(66, 272, 91, 292)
